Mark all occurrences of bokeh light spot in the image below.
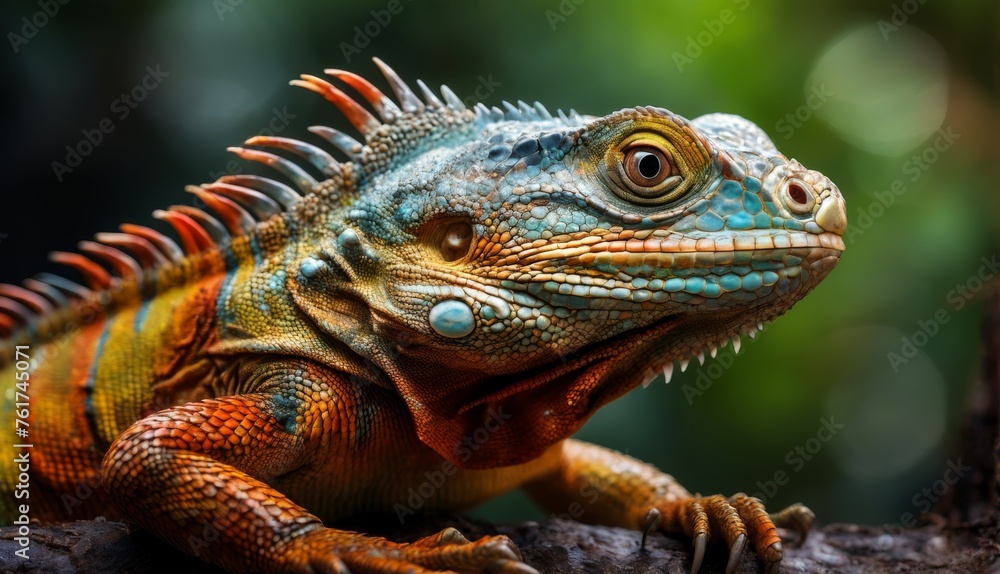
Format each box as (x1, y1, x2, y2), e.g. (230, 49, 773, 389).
(825, 326, 945, 481)
(809, 25, 947, 156)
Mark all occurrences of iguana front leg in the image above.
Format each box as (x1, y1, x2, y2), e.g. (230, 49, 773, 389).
(101, 365, 534, 574)
(523, 439, 814, 574)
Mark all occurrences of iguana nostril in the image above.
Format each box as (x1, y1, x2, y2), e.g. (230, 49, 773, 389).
(429, 299, 475, 338)
(788, 182, 809, 205)
(781, 179, 815, 214)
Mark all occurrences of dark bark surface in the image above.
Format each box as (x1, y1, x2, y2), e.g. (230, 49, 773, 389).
(3, 288, 1000, 573)
(0, 514, 996, 573)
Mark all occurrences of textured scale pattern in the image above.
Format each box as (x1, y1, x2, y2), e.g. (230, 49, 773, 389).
(0, 59, 845, 574)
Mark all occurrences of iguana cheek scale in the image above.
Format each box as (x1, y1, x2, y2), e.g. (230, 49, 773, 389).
(0, 58, 846, 574)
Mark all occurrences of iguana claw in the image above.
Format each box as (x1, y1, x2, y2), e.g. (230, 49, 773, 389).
(642, 493, 788, 574)
(727, 533, 747, 574)
(691, 533, 708, 574)
(485, 560, 541, 574)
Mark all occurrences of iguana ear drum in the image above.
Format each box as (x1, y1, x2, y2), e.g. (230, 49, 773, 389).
(429, 299, 475, 338)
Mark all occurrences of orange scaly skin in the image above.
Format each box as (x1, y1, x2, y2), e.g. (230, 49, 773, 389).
(0, 60, 845, 573)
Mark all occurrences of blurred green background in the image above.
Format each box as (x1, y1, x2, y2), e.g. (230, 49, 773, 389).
(2, 1, 998, 527)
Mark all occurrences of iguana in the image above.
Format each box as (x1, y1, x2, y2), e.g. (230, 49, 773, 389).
(0, 59, 846, 573)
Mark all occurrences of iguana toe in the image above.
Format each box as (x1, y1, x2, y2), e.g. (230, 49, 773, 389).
(280, 527, 532, 574)
(642, 493, 785, 574)
(769, 502, 816, 547)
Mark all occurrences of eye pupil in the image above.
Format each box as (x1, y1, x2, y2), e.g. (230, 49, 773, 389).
(610, 140, 689, 205)
(636, 152, 661, 179)
(620, 145, 677, 191)
(439, 221, 473, 262)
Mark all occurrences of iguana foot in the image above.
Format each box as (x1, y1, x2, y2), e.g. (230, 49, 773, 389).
(641, 493, 809, 574)
(768, 502, 816, 547)
(281, 526, 538, 574)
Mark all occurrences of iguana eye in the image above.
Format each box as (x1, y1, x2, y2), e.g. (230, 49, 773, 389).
(610, 141, 685, 204)
(624, 146, 672, 186)
(439, 221, 474, 262)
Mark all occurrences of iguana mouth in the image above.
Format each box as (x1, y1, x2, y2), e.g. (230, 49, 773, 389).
(455, 308, 683, 413)
(534, 230, 843, 255)
(445, 246, 842, 454)
(459, 271, 809, 414)
(515, 231, 845, 270)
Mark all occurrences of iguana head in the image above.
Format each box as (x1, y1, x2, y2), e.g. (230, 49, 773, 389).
(278, 61, 847, 467)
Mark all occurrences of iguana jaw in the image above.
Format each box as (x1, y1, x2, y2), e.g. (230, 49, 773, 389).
(381, 239, 842, 468)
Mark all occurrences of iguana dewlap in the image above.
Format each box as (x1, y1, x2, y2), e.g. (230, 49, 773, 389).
(0, 59, 845, 573)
